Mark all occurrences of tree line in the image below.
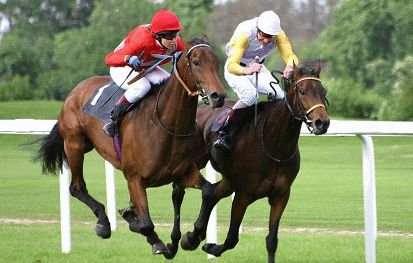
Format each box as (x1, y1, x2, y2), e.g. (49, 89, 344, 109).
(0, 0, 412, 120)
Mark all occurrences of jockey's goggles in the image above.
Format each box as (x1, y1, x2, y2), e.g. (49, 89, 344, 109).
(257, 29, 274, 39)
(156, 31, 179, 40)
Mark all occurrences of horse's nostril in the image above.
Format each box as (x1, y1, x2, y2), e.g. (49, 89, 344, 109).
(315, 119, 322, 129)
(210, 92, 219, 100)
(315, 118, 330, 133)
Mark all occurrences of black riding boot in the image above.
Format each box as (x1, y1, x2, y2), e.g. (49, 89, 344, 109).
(213, 108, 251, 151)
(103, 99, 132, 137)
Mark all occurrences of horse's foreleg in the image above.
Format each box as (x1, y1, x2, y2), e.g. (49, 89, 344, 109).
(181, 178, 232, 251)
(65, 139, 111, 239)
(127, 176, 168, 256)
(266, 190, 291, 263)
(162, 183, 185, 259)
(202, 192, 251, 257)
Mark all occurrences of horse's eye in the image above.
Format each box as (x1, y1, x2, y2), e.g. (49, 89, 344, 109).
(299, 89, 305, 95)
(192, 60, 200, 67)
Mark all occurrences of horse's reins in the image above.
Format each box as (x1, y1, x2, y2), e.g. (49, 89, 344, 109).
(259, 106, 299, 163)
(260, 76, 326, 163)
(154, 43, 211, 137)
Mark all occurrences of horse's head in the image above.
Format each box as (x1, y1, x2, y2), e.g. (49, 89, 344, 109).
(286, 63, 330, 135)
(176, 36, 225, 108)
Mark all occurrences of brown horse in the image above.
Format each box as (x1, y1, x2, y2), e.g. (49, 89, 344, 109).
(36, 37, 225, 259)
(180, 64, 330, 262)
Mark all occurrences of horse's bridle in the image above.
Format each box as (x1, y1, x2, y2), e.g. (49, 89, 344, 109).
(172, 44, 211, 105)
(285, 76, 327, 133)
(154, 43, 212, 137)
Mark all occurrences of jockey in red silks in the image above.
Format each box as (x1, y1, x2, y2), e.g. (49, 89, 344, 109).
(103, 9, 185, 137)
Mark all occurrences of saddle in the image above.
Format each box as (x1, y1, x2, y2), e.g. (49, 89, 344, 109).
(83, 81, 127, 123)
(83, 80, 166, 123)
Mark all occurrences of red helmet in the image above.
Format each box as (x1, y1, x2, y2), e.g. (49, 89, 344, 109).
(151, 9, 183, 34)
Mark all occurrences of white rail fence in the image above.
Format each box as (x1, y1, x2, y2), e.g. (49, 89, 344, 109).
(2, 119, 413, 263)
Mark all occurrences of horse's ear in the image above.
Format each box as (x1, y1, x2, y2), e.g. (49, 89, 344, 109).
(202, 35, 210, 45)
(314, 60, 321, 77)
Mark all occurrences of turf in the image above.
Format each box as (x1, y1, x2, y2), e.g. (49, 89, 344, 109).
(0, 100, 412, 262)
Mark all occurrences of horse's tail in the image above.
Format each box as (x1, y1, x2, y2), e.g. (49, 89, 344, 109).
(36, 122, 66, 174)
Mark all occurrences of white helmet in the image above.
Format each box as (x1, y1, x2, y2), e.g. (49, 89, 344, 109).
(257, 11, 280, 36)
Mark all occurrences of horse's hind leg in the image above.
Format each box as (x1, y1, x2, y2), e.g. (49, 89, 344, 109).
(65, 136, 111, 238)
(266, 191, 291, 263)
(202, 192, 251, 257)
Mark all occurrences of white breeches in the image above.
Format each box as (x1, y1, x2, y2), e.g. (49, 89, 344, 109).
(109, 66, 170, 103)
(224, 61, 284, 107)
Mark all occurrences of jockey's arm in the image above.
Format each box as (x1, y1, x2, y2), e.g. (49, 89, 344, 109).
(226, 32, 253, 75)
(275, 29, 298, 67)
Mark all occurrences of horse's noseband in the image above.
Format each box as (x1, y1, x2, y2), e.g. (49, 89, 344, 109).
(172, 44, 211, 104)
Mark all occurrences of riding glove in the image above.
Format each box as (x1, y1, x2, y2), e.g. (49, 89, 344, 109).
(128, 56, 142, 69)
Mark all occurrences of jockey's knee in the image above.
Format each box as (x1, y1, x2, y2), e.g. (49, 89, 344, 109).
(124, 78, 151, 103)
(239, 89, 257, 106)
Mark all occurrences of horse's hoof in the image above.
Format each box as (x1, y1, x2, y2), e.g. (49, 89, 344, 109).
(202, 243, 222, 257)
(152, 242, 168, 255)
(96, 223, 111, 239)
(163, 243, 178, 259)
(180, 232, 200, 251)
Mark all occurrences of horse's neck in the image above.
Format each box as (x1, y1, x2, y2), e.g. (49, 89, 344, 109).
(261, 101, 302, 150)
(156, 75, 198, 133)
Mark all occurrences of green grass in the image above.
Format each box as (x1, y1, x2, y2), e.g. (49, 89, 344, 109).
(0, 101, 412, 262)
(0, 100, 63, 119)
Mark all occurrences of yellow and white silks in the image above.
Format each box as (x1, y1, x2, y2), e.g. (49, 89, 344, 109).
(225, 17, 298, 107)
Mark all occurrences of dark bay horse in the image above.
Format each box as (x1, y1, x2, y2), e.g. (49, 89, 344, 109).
(180, 64, 330, 262)
(37, 38, 225, 259)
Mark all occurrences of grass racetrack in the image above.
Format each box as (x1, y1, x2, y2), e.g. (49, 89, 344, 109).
(0, 101, 412, 262)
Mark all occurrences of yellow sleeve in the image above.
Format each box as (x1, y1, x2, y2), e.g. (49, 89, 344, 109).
(226, 32, 249, 75)
(275, 29, 299, 66)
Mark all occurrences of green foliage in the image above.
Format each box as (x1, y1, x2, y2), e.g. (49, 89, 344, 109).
(0, 75, 32, 100)
(378, 56, 413, 120)
(320, 0, 394, 85)
(323, 77, 382, 119)
(0, 0, 94, 101)
(388, 0, 413, 60)
(302, 0, 413, 120)
(0, 0, 94, 35)
(163, 0, 214, 38)
(37, 0, 159, 99)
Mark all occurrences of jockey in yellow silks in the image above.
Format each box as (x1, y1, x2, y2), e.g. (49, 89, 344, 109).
(214, 10, 299, 151)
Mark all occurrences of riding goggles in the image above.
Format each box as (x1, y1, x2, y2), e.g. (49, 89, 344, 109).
(257, 29, 274, 39)
(156, 31, 178, 40)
